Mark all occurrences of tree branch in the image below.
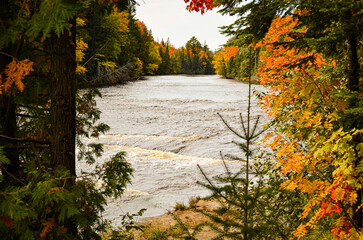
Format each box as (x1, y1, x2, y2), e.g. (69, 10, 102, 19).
(0, 135, 50, 145)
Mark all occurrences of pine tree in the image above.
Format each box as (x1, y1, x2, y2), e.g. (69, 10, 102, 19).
(175, 47, 309, 240)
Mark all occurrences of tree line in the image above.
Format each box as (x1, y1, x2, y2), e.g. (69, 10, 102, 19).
(77, 5, 216, 88)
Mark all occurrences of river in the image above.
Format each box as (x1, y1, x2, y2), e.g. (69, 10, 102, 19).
(77, 75, 268, 224)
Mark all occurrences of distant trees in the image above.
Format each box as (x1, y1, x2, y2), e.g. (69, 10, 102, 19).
(79, 11, 216, 84)
(156, 36, 215, 75)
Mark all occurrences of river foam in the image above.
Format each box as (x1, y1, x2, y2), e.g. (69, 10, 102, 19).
(77, 75, 268, 222)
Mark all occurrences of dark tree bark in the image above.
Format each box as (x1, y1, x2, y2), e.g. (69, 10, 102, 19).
(0, 44, 20, 181)
(345, 33, 362, 230)
(346, 33, 360, 93)
(50, 19, 77, 176)
(0, 94, 19, 180)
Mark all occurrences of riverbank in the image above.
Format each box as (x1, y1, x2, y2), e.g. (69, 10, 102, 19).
(130, 198, 220, 239)
(232, 75, 260, 85)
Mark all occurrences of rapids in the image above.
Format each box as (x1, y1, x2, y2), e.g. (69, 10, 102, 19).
(77, 75, 268, 223)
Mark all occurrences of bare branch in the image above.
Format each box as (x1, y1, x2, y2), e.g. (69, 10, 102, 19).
(0, 135, 50, 145)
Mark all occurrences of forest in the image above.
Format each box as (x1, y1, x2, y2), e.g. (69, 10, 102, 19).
(0, 0, 362, 239)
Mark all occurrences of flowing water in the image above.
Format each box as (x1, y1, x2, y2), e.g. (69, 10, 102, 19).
(77, 75, 268, 223)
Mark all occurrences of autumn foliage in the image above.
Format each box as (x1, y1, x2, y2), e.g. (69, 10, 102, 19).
(0, 59, 33, 94)
(185, 0, 362, 239)
(184, 0, 218, 14)
(257, 16, 362, 239)
(212, 46, 238, 76)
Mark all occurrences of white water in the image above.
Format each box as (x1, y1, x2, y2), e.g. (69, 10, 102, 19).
(77, 75, 268, 224)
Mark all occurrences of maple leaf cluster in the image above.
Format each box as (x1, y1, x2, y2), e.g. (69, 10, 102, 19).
(184, 0, 218, 14)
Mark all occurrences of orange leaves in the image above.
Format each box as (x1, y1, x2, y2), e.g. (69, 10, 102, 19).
(168, 48, 176, 57)
(256, 14, 362, 239)
(224, 46, 238, 59)
(212, 46, 238, 76)
(1, 59, 33, 94)
(40, 217, 55, 238)
(137, 21, 153, 41)
(49, 187, 63, 194)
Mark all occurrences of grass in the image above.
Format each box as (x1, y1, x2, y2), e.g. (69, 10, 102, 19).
(142, 227, 169, 240)
(173, 202, 187, 211)
(188, 196, 201, 209)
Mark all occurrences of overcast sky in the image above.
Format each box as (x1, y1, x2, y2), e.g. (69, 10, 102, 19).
(135, 0, 237, 51)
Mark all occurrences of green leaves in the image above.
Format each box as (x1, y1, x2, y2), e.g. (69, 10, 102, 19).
(95, 151, 133, 198)
(0, 147, 9, 166)
(0, 154, 132, 239)
(27, 0, 79, 38)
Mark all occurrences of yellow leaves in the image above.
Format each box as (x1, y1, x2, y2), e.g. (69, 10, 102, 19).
(76, 39, 88, 63)
(76, 39, 88, 74)
(99, 61, 117, 71)
(133, 57, 143, 77)
(76, 17, 86, 27)
(1, 59, 33, 94)
(104, 9, 129, 34)
(300, 199, 318, 219)
(76, 65, 87, 74)
(293, 224, 308, 239)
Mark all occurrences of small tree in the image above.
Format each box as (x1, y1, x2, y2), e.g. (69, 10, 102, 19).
(172, 48, 306, 239)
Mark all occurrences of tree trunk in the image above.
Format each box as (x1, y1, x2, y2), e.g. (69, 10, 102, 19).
(346, 33, 360, 93)
(0, 46, 20, 181)
(50, 20, 76, 177)
(0, 95, 19, 180)
(346, 33, 362, 230)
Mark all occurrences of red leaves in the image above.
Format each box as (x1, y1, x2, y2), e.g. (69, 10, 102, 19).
(331, 221, 351, 239)
(0, 216, 13, 228)
(320, 201, 343, 217)
(184, 0, 218, 14)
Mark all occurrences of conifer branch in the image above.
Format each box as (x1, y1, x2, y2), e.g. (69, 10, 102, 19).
(197, 164, 231, 204)
(220, 151, 244, 207)
(239, 113, 248, 137)
(217, 112, 247, 140)
(250, 115, 260, 139)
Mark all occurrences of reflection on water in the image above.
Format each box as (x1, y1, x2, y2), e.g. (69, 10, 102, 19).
(77, 75, 268, 223)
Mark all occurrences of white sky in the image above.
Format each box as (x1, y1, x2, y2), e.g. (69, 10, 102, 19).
(135, 0, 237, 51)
